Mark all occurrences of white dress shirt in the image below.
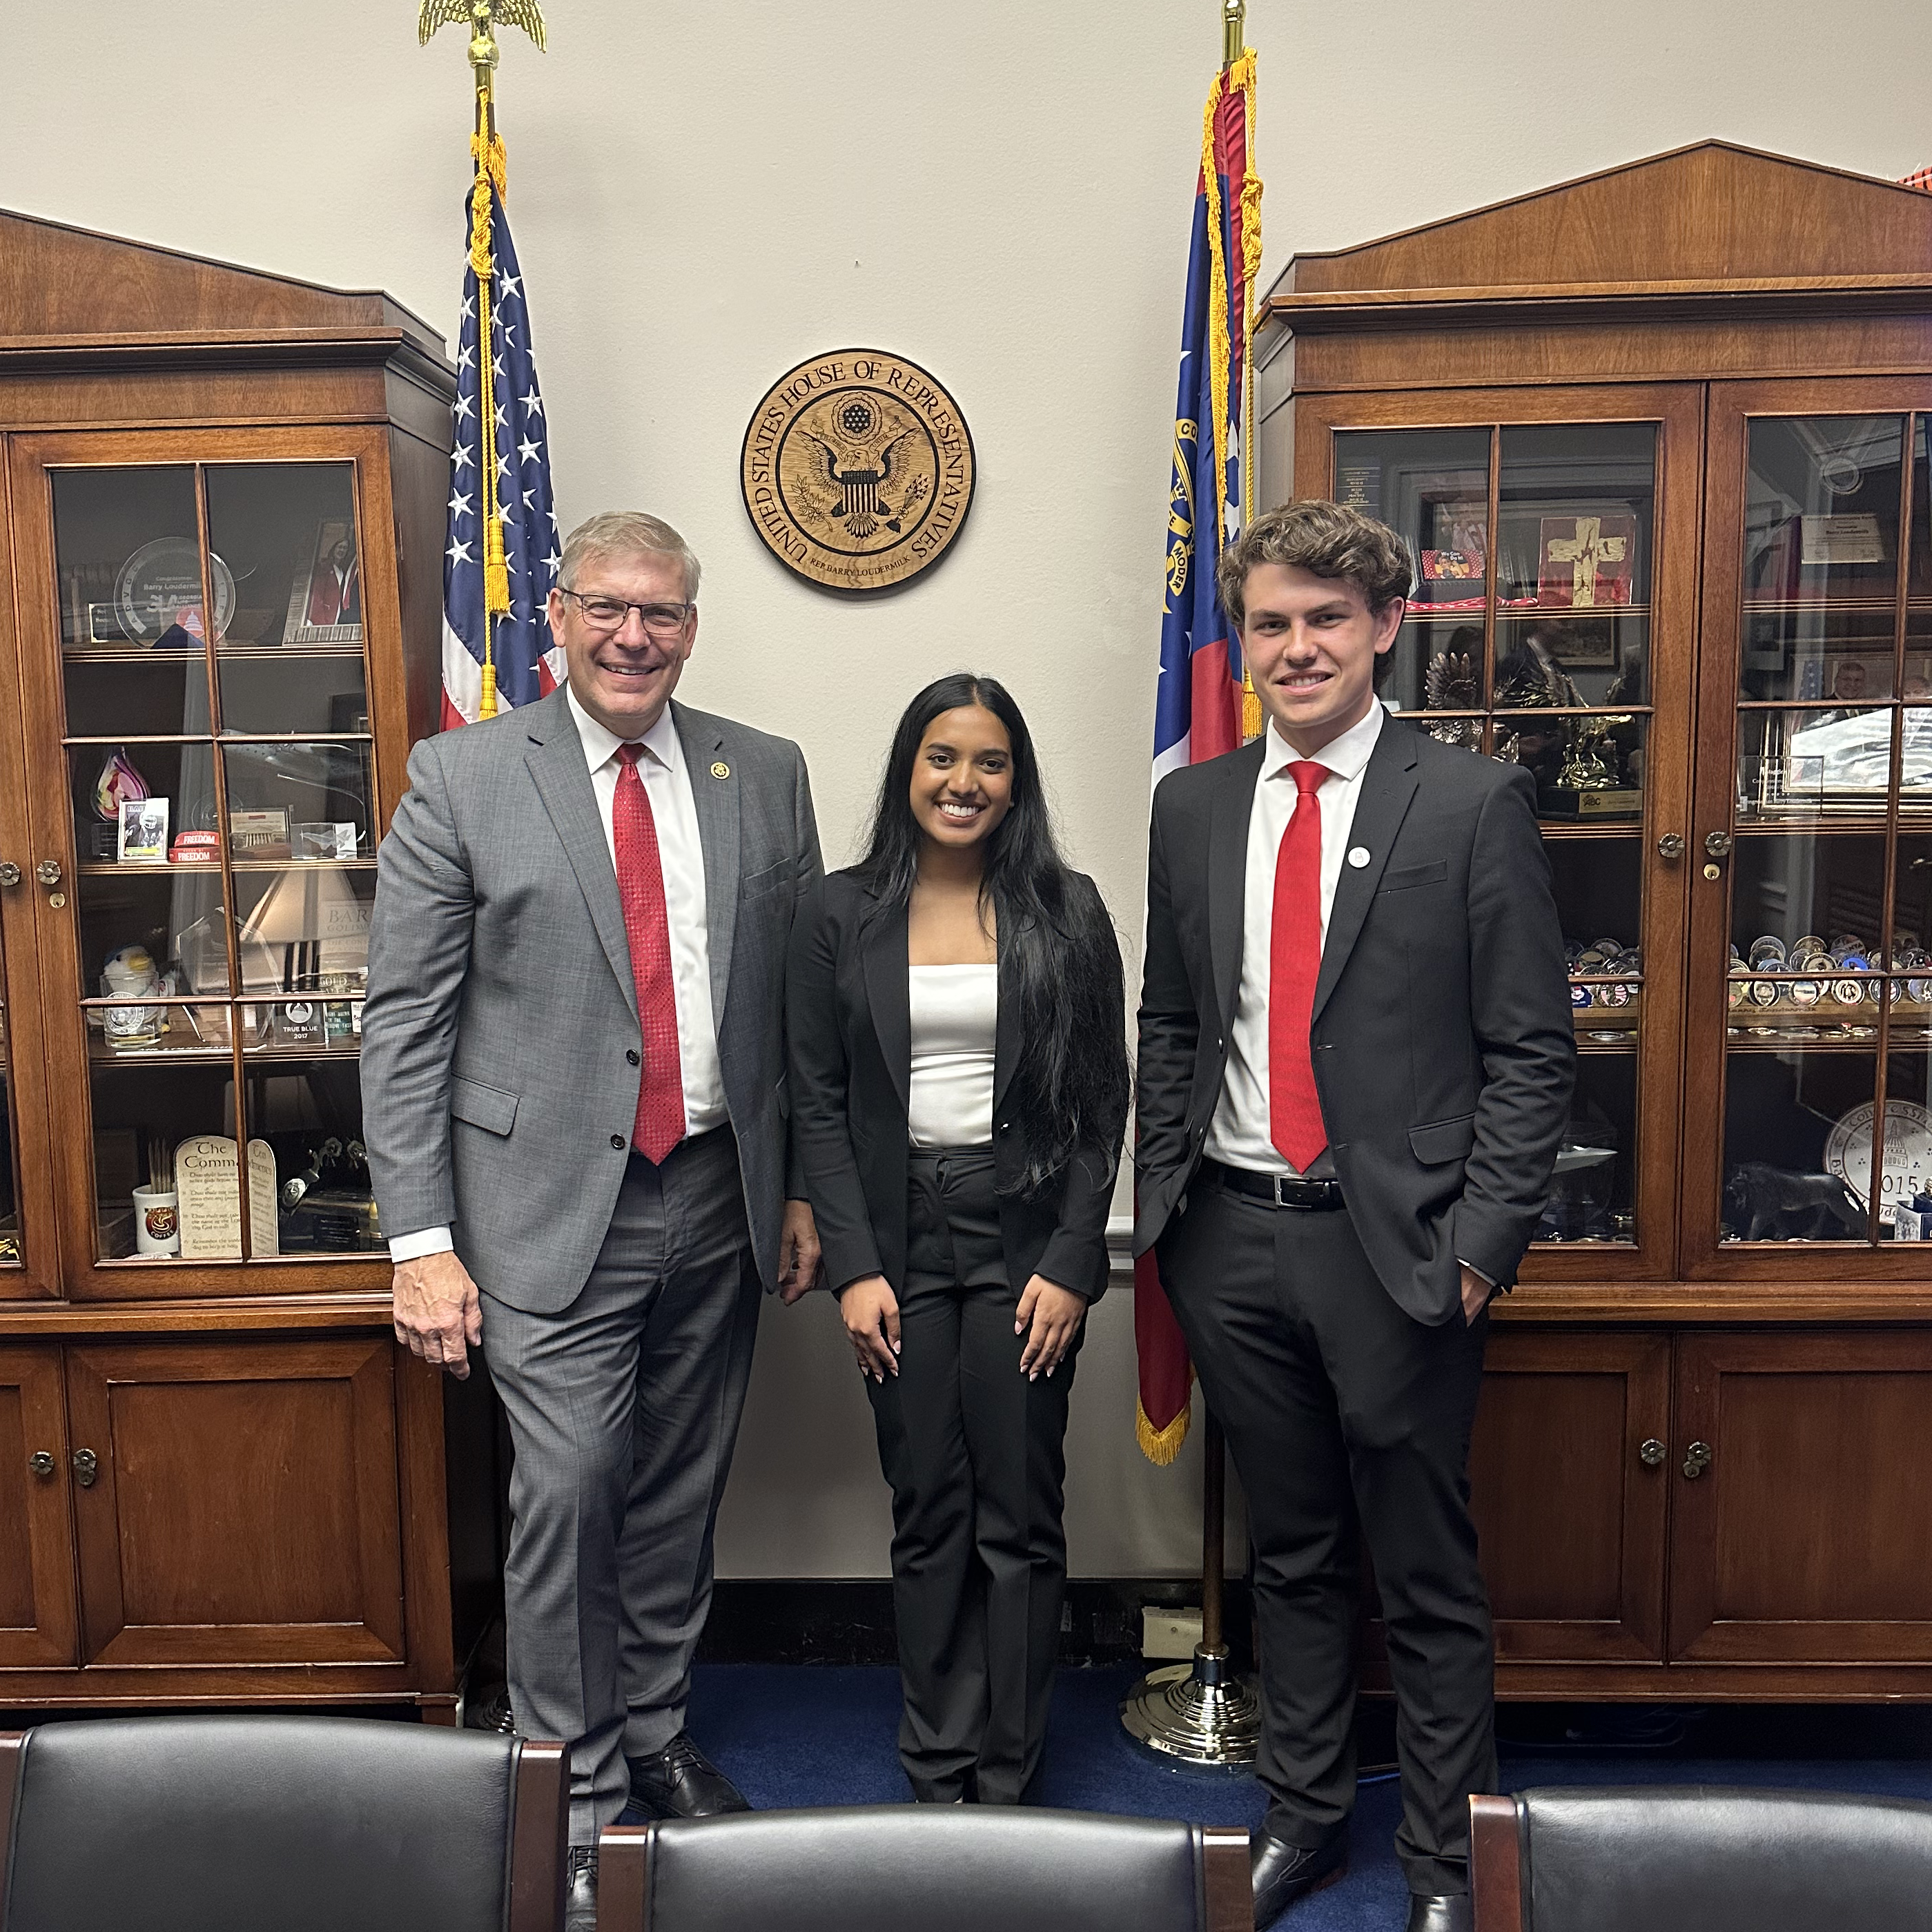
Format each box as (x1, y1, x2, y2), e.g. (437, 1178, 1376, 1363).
(1203, 701, 1386, 1178)
(389, 688, 725, 1262)
(906, 964, 997, 1150)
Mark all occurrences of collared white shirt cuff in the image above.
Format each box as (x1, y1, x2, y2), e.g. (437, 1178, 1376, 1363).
(390, 1226, 456, 1263)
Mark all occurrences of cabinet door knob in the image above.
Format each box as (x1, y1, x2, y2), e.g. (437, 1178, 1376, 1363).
(1703, 830, 1733, 860)
(1682, 1440, 1713, 1479)
(34, 859, 61, 887)
(71, 1447, 98, 1487)
(28, 1448, 55, 1478)
(0, 862, 19, 887)
(1639, 1438, 1666, 1467)
(1656, 835, 1684, 861)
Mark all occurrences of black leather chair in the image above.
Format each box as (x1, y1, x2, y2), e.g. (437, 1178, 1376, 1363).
(596, 1806, 1251, 1932)
(1471, 1786, 1932, 1932)
(0, 1715, 568, 1932)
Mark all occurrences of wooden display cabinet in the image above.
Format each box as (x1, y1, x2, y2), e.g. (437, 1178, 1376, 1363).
(1259, 142, 1932, 1697)
(0, 209, 494, 1713)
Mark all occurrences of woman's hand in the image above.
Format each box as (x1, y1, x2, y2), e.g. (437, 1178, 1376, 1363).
(1015, 1276, 1086, 1380)
(840, 1275, 901, 1380)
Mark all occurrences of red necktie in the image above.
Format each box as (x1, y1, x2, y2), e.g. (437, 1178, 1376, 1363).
(1269, 760, 1330, 1171)
(614, 745, 685, 1164)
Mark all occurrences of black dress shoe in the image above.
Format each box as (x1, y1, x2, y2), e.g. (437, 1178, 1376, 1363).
(1405, 1893, 1472, 1932)
(626, 1731, 751, 1819)
(565, 1846, 597, 1932)
(1249, 1822, 1347, 1927)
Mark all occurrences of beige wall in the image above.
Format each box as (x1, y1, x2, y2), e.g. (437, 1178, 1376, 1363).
(9, 1, 1929, 1575)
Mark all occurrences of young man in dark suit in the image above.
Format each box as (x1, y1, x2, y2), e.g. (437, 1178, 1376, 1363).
(1135, 500, 1574, 1932)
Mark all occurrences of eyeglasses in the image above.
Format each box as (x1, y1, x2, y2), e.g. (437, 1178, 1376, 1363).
(558, 588, 694, 638)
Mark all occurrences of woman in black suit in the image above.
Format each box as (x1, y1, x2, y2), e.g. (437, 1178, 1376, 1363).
(788, 672, 1129, 1805)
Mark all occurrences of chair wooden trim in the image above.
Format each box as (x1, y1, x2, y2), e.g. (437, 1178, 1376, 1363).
(508, 1738, 571, 1932)
(598, 1816, 1253, 1932)
(1470, 1794, 1524, 1932)
(0, 1733, 24, 1932)
(1202, 1825, 1253, 1932)
(597, 1823, 651, 1931)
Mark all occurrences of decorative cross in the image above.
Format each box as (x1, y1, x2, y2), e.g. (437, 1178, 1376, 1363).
(1545, 516, 1628, 607)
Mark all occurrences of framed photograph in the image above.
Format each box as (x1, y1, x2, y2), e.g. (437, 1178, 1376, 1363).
(228, 807, 291, 857)
(117, 796, 169, 862)
(284, 520, 363, 646)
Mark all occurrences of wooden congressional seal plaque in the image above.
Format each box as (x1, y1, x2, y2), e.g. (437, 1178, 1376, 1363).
(741, 349, 976, 592)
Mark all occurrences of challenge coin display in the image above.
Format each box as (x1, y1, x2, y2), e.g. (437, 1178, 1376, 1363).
(741, 349, 975, 592)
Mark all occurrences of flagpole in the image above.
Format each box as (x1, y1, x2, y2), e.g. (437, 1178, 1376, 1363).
(1122, 0, 1263, 1771)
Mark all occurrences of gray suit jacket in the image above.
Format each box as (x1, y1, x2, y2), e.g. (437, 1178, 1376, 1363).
(361, 687, 822, 1314)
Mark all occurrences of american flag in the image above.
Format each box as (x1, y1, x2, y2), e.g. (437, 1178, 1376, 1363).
(440, 190, 560, 729)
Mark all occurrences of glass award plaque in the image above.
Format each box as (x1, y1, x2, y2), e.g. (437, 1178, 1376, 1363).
(114, 538, 236, 646)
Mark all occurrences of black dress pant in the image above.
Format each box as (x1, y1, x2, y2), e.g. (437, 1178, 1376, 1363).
(864, 1149, 1080, 1804)
(1157, 1169, 1494, 1895)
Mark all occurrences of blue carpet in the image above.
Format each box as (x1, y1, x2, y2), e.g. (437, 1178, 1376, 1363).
(638, 1663, 1932, 1930)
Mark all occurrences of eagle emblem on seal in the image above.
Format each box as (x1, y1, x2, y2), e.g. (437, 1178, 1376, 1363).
(799, 397, 930, 540)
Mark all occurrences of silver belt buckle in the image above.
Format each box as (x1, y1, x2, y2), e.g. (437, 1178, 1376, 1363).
(1272, 1174, 1294, 1207)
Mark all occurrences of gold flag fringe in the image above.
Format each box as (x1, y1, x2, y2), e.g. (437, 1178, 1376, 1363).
(1138, 1395, 1191, 1467)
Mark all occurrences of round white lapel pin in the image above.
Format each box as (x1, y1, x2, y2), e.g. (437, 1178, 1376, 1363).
(1347, 846, 1372, 869)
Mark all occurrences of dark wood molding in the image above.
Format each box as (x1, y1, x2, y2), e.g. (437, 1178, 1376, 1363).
(1260, 278, 1932, 348)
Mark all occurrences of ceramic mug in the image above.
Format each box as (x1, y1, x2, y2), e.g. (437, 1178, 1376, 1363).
(132, 1185, 181, 1258)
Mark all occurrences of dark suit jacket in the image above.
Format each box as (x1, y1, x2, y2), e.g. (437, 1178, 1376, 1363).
(1134, 716, 1575, 1325)
(788, 868, 1125, 1303)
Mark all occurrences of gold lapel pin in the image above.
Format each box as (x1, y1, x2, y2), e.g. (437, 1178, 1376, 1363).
(710, 761, 730, 779)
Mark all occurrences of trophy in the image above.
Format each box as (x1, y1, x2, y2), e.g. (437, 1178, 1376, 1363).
(1539, 714, 1642, 820)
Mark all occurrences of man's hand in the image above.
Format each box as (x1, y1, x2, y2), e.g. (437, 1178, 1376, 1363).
(1016, 1276, 1086, 1380)
(1460, 1263, 1494, 1328)
(840, 1274, 900, 1380)
(777, 1199, 823, 1305)
(393, 1249, 484, 1379)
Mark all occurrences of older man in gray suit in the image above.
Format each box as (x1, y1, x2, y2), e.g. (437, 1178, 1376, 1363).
(362, 511, 821, 1931)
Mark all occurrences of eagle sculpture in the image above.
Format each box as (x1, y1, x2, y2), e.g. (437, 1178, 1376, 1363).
(418, 0, 547, 51)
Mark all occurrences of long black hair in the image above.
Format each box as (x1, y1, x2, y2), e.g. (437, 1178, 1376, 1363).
(855, 674, 1129, 1195)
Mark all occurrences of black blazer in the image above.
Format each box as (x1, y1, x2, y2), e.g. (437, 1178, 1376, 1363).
(788, 868, 1125, 1303)
(1134, 717, 1576, 1325)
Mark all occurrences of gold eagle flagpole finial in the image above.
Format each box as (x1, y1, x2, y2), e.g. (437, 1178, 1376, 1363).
(419, 0, 547, 717)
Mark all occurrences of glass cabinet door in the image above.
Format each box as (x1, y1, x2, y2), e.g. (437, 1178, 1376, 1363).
(1317, 387, 1702, 1282)
(10, 433, 389, 1296)
(1692, 385, 1932, 1275)
(0, 573, 59, 1298)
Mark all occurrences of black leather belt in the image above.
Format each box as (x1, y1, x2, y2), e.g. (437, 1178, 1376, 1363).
(1201, 1158, 1345, 1210)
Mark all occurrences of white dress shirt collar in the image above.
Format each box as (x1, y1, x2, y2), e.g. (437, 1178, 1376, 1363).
(565, 683, 683, 778)
(1260, 698, 1385, 788)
